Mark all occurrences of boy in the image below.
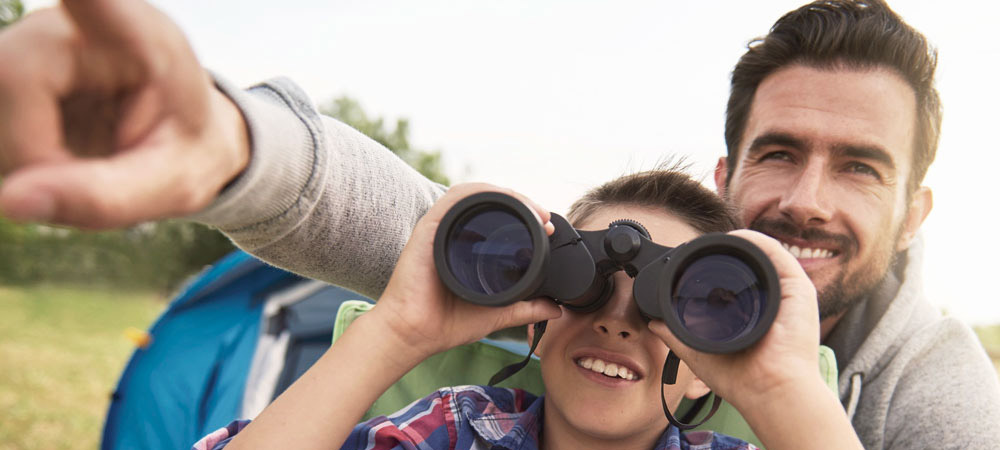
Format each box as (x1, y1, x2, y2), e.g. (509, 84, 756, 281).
(194, 170, 860, 449)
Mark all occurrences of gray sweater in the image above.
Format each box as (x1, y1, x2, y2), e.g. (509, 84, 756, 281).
(196, 77, 1000, 448)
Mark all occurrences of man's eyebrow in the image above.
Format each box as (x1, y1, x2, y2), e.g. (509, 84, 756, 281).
(835, 144, 895, 169)
(746, 132, 806, 155)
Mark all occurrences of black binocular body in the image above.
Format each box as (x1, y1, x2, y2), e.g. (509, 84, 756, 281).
(432, 192, 780, 354)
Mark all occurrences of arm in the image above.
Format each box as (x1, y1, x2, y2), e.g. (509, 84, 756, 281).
(191, 77, 446, 299)
(879, 320, 1000, 449)
(650, 230, 863, 450)
(222, 184, 561, 450)
(0, 0, 444, 300)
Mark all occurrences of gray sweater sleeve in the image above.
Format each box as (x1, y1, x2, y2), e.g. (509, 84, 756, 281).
(190, 77, 446, 300)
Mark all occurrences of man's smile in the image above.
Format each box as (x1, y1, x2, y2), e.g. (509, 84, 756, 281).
(779, 241, 839, 260)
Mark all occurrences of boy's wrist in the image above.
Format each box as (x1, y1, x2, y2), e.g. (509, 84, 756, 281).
(354, 306, 440, 369)
(734, 374, 862, 450)
(730, 372, 833, 420)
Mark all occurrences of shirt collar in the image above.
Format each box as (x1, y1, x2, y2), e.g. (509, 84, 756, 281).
(465, 393, 722, 450)
(466, 393, 544, 450)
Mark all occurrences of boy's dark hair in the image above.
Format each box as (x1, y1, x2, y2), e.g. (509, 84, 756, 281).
(567, 164, 739, 234)
(724, 0, 941, 195)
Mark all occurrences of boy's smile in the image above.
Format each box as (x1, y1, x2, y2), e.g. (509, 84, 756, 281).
(533, 205, 710, 450)
(574, 351, 641, 382)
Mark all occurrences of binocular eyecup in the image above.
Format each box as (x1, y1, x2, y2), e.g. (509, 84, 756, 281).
(432, 191, 780, 354)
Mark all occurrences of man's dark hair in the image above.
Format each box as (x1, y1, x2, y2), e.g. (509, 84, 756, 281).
(567, 163, 740, 234)
(724, 0, 941, 195)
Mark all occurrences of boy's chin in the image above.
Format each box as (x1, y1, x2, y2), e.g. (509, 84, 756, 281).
(549, 395, 668, 442)
(571, 412, 667, 445)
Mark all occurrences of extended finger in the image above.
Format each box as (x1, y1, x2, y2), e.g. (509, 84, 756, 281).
(0, 9, 82, 171)
(62, 0, 174, 65)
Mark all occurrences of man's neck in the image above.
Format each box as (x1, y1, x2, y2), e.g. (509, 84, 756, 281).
(820, 311, 848, 341)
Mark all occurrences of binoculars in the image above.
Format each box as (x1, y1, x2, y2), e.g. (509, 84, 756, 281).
(432, 192, 780, 354)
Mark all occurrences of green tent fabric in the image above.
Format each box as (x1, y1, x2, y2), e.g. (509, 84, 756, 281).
(332, 300, 838, 448)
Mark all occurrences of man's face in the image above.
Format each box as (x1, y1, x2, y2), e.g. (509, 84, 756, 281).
(717, 64, 931, 322)
(533, 205, 709, 449)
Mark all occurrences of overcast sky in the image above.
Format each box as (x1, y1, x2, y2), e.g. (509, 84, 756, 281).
(25, 0, 1000, 325)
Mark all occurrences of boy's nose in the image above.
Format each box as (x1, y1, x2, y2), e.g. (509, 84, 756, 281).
(592, 273, 643, 340)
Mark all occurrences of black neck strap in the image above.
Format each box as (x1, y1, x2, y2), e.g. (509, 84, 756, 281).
(661, 350, 722, 430)
(488, 321, 548, 386)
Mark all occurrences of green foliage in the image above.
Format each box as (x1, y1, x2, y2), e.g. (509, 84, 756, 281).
(322, 96, 450, 185)
(0, 0, 24, 29)
(975, 324, 1000, 360)
(0, 218, 234, 292)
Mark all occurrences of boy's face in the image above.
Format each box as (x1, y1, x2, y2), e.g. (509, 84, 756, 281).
(533, 204, 710, 447)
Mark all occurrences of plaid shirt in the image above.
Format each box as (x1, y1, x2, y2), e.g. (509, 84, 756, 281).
(193, 385, 755, 450)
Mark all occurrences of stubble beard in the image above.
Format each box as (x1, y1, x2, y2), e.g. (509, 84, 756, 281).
(747, 217, 902, 320)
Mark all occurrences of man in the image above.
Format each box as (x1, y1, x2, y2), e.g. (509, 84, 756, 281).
(706, 2, 1000, 448)
(0, 0, 996, 448)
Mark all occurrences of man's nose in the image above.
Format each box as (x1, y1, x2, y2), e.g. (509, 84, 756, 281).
(778, 159, 834, 226)
(592, 274, 644, 340)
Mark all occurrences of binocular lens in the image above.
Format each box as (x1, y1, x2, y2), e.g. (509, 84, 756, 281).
(445, 208, 534, 295)
(672, 254, 765, 343)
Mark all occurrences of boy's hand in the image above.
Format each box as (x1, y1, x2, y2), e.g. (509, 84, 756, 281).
(648, 229, 822, 409)
(0, 0, 249, 228)
(371, 183, 563, 360)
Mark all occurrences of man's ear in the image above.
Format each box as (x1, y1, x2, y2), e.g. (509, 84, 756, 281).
(526, 324, 543, 358)
(714, 157, 729, 197)
(896, 186, 933, 252)
(684, 374, 711, 400)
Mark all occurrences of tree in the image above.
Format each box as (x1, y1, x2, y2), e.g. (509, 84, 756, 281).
(0, 0, 23, 29)
(322, 96, 450, 185)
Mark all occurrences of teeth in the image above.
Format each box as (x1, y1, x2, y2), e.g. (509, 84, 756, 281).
(781, 242, 833, 259)
(576, 357, 636, 381)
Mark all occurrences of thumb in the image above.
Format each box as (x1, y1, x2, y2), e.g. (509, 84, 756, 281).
(648, 320, 703, 370)
(0, 150, 208, 228)
(494, 298, 562, 330)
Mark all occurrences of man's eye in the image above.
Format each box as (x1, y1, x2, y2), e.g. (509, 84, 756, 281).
(759, 151, 793, 162)
(846, 162, 882, 180)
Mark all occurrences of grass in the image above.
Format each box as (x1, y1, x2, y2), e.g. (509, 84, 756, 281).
(0, 285, 164, 450)
(0, 284, 998, 449)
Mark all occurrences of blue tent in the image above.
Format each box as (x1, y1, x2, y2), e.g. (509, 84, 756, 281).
(101, 251, 369, 450)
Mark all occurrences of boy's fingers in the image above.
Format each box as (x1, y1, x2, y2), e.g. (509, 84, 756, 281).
(728, 229, 806, 281)
(438, 183, 552, 227)
(496, 298, 562, 330)
(728, 229, 819, 318)
(648, 320, 693, 360)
